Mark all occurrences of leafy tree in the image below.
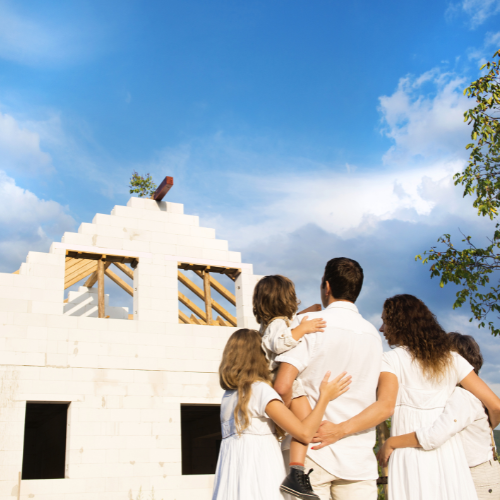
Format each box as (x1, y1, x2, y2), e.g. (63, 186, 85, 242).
(416, 49, 500, 336)
(129, 171, 157, 198)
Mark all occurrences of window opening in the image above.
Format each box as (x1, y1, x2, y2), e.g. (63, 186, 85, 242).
(177, 263, 239, 326)
(63, 251, 137, 320)
(181, 404, 221, 475)
(22, 403, 69, 480)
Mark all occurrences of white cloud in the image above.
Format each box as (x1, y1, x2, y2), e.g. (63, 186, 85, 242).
(0, 170, 75, 272)
(0, 110, 53, 174)
(447, 0, 500, 28)
(463, 0, 500, 27)
(379, 70, 470, 164)
(485, 30, 500, 46)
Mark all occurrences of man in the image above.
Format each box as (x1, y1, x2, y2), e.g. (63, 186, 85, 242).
(274, 257, 394, 500)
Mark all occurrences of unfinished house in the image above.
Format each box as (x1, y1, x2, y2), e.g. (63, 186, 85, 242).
(0, 177, 262, 500)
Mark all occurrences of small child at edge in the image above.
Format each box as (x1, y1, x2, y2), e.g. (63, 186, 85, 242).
(253, 275, 326, 500)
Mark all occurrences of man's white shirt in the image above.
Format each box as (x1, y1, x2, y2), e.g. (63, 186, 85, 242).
(276, 301, 382, 481)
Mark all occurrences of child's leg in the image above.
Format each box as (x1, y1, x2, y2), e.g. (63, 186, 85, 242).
(281, 396, 320, 499)
(289, 396, 312, 466)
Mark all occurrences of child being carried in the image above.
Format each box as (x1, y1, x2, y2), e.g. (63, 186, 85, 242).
(253, 275, 326, 500)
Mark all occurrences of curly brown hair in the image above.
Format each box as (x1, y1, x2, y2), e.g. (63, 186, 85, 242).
(219, 329, 275, 435)
(448, 332, 483, 375)
(253, 275, 299, 328)
(383, 294, 452, 380)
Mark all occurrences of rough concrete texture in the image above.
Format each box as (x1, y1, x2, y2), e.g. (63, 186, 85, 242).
(0, 197, 262, 500)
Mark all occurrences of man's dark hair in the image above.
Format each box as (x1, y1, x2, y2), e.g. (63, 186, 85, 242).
(322, 258, 363, 303)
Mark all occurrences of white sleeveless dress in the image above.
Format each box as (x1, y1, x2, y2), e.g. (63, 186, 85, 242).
(212, 381, 287, 500)
(382, 348, 478, 500)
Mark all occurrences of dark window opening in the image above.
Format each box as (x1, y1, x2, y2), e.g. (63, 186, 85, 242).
(181, 405, 221, 475)
(22, 403, 69, 480)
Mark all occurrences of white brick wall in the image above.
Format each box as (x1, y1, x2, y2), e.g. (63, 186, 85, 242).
(0, 197, 265, 500)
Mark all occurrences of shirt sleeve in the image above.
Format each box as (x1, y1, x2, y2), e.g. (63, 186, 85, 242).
(380, 351, 396, 375)
(416, 388, 477, 450)
(275, 333, 316, 373)
(254, 383, 283, 418)
(261, 319, 301, 356)
(453, 352, 474, 383)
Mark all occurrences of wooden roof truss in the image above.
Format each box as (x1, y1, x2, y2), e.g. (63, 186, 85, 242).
(64, 251, 136, 318)
(177, 263, 239, 327)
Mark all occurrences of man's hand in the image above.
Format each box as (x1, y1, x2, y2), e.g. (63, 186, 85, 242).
(310, 420, 347, 450)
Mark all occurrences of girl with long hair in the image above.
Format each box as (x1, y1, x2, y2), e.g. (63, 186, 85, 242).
(378, 294, 500, 500)
(212, 328, 351, 500)
(377, 332, 500, 499)
(253, 275, 326, 499)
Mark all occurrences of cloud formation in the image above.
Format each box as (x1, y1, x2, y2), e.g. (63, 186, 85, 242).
(0, 110, 53, 175)
(379, 70, 470, 164)
(447, 0, 500, 28)
(0, 171, 75, 272)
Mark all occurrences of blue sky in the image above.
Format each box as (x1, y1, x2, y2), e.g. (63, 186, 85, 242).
(1, 0, 500, 395)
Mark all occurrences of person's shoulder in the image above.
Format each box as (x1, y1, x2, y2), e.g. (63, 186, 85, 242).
(252, 381, 280, 399)
(382, 346, 407, 362)
(263, 318, 289, 335)
(357, 315, 383, 342)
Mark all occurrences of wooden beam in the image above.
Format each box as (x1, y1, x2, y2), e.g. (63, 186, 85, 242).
(13, 269, 19, 274)
(97, 259, 105, 319)
(84, 262, 111, 288)
(194, 270, 236, 306)
(177, 270, 236, 326)
(203, 271, 213, 326)
(65, 251, 136, 264)
(113, 262, 134, 280)
(377, 422, 390, 497)
(105, 268, 133, 296)
(215, 315, 229, 327)
(211, 299, 237, 326)
(190, 314, 206, 325)
(178, 262, 241, 278)
(128, 314, 134, 320)
(178, 310, 192, 324)
(152, 176, 174, 201)
(178, 291, 207, 322)
(65, 262, 98, 289)
(178, 271, 204, 300)
(65, 259, 95, 281)
(65, 257, 86, 272)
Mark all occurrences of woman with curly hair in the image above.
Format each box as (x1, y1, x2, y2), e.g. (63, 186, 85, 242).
(379, 294, 500, 500)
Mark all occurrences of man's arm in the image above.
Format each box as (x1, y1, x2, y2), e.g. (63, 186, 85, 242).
(274, 362, 299, 408)
(311, 371, 398, 449)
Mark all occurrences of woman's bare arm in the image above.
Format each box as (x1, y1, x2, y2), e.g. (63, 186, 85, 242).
(311, 372, 398, 449)
(266, 372, 351, 444)
(377, 432, 421, 467)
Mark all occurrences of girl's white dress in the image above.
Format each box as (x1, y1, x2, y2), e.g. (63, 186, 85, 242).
(212, 381, 286, 500)
(382, 347, 478, 500)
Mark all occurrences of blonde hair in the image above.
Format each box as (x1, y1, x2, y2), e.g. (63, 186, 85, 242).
(253, 275, 299, 328)
(219, 329, 277, 436)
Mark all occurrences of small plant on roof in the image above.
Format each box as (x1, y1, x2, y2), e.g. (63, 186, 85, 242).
(129, 171, 157, 198)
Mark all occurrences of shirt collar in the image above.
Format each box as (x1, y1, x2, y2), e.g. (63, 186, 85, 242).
(325, 301, 359, 314)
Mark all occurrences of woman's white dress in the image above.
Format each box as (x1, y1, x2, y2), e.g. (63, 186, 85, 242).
(382, 347, 478, 500)
(212, 381, 287, 500)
